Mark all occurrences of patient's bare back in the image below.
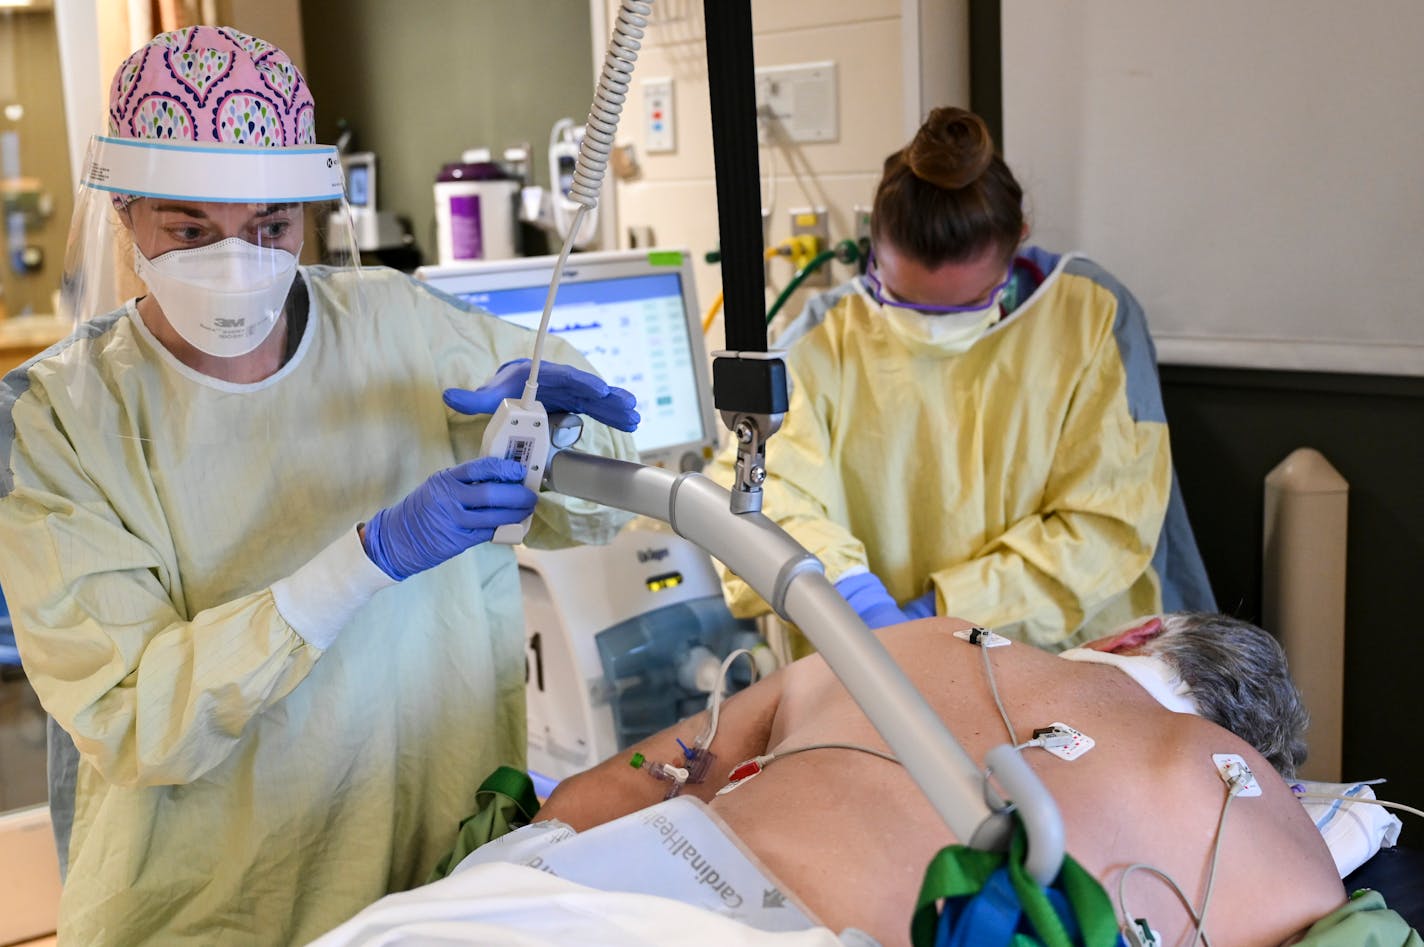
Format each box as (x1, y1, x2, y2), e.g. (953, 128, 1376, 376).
(707, 617, 1344, 947)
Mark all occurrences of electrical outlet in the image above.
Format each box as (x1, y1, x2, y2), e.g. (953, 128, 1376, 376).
(850, 205, 873, 273)
(854, 204, 873, 244)
(789, 206, 830, 288)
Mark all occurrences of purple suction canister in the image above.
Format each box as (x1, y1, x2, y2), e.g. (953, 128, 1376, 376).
(435, 150, 519, 263)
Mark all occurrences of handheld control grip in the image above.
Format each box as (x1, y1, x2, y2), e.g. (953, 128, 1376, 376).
(480, 398, 551, 544)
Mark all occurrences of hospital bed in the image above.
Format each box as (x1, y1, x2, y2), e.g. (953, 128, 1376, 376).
(310, 783, 1421, 946)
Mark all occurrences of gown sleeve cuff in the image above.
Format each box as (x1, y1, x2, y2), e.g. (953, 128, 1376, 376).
(271, 526, 399, 650)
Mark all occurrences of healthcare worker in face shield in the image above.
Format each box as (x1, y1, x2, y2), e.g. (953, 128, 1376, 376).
(0, 26, 638, 946)
(712, 106, 1214, 651)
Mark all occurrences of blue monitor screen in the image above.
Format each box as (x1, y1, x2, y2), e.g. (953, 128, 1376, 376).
(346, 165, 370, 207)
(459, 272, 705, 456)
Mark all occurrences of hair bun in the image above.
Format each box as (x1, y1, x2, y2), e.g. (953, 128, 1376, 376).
(906, 106, 994, 190)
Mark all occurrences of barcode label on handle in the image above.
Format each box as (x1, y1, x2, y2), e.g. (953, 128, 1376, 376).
(504, 437, 535, 467)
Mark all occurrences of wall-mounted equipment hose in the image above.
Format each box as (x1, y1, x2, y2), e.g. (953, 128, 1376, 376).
(703, 244, 789, 333)
(765, 239, 860, 325)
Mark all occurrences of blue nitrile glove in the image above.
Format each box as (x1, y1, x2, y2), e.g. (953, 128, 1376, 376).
(901, 588, 937, 621)
(834, 571, 909, 629)
(363, 457, 538, 581)
(443, 359, 640, 432)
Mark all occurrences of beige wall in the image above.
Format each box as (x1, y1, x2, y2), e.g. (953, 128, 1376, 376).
(84, 0, 304, 105)
(0, 8, 74, 319)
(216, 0, 305, 71)
(604, 0, 967, 349)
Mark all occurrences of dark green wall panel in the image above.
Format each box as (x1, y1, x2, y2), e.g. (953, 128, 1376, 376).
(1163, 365, 1424, 844)
(297, 0, 594, 264)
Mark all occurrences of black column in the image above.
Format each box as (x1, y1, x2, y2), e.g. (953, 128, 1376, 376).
(703, 0, 766, 354)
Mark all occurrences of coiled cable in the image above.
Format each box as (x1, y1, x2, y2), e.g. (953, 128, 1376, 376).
(568, 0, 650, 208)
(526, 0, 650, 401)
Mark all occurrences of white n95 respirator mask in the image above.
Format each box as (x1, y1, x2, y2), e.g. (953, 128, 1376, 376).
(133, 237, 300, 358)
(879, 288, 1005, 355)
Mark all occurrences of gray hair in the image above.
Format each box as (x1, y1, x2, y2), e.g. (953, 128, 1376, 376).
(1149, 612, 1310, 780)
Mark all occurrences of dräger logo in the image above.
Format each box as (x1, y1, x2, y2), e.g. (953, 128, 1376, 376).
(637, 547, 670, 563)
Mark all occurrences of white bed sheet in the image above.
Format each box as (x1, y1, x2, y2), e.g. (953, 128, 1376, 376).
(1294, 780, 1404, 877)
(307, 860, 866, 947)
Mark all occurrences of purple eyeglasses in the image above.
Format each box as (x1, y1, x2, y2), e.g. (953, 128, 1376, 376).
(863, 247, 1013, 314)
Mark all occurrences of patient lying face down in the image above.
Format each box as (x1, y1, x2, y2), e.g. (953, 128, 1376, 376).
(538, 613, 1346, 947)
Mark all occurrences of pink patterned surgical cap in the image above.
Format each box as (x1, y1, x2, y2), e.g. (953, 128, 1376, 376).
(109, 26, 316, 150)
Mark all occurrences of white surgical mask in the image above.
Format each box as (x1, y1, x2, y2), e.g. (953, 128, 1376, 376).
(134, 237, 300, 358)
(1057, 646, 1200, 715)
(876, 287, 1004, 355)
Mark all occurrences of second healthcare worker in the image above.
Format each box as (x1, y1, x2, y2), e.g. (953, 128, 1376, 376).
(0, 27, 638, 945)
(714, 106, 1214, 650)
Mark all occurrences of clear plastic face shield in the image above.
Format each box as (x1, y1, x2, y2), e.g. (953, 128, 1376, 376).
(59, 135, 364, 441)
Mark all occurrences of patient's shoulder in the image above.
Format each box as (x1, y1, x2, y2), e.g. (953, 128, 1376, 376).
(877, 616, 1013, 655)
(875, 616, 1065, 676)
(781, 617, 980, 683)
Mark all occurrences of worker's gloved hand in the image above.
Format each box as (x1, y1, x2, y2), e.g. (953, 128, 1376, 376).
(363, 458, 538, 581)
(444, 359, 641, 432)
(834, 572, 909, 629)
(901, 589, 937, 621)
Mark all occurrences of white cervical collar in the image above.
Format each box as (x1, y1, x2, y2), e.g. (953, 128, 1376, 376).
(1058, 648, 1200, 715)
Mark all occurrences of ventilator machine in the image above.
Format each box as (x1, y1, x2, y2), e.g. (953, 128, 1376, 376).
(418, 249, 758, 792)
(517, 528, 766, 791)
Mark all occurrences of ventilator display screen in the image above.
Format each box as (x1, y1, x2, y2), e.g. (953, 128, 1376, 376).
(346, 166, 369, 207)
(342, 153, 376, 208)
(421, 252, 715, 467)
